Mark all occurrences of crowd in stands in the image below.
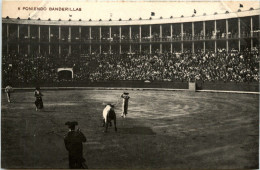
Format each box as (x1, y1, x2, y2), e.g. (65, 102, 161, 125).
(2, 48, 259, 84)
(2, 53, 57, 83)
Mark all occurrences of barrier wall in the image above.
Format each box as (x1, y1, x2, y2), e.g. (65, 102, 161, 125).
(3, 81, 259, 92)
(196, 81, 259, 92)
(8, 81, 188, 89)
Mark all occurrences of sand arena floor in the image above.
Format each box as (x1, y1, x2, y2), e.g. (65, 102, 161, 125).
(1, 90, 259, 169)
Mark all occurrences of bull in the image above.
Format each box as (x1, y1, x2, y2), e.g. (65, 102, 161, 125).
(102, 104, 117, 132)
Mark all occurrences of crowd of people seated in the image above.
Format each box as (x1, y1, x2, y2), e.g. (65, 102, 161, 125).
(2, 48, 259, 84)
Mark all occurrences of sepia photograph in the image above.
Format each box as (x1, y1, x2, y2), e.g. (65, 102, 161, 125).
(1, 0, 259, 169)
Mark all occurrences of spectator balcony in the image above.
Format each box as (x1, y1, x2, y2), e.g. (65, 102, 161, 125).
(2, 8, 259, 55)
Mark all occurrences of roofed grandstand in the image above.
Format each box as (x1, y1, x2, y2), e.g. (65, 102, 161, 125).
(2, 7, 259, 90)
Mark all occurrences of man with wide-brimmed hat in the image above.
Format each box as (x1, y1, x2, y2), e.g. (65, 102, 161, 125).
(64, 121, 87, 169)
(120, 92, 130, 118)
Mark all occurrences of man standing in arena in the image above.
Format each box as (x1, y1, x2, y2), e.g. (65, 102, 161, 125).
(121, 92, 130, 118)
(64, 121, 87, 169)
(5, 85, 13, 103)
(34, 87, 44, 111)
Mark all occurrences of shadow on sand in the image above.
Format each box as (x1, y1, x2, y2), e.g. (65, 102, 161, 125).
(10, 101, 33, 104)
(118, 126, 156, 135)
(42, 110, 56, 112)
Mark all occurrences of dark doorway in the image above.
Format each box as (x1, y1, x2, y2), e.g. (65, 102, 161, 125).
(58, 70, 72, 81)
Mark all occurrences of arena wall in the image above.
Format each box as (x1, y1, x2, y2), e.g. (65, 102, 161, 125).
(196, 81, 259, 92)
(8, 81, 187, 89)
(6, 81, 259, 92)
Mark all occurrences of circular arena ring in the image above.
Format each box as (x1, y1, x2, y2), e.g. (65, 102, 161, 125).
(1, 89, 258, 169)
